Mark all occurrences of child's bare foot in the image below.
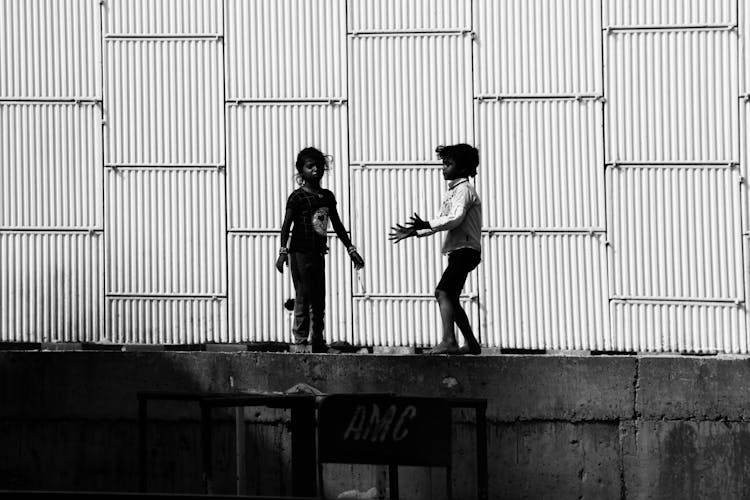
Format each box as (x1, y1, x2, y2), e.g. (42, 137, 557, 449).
(427, 341, 460, 355)
(458, 343, 481, 355)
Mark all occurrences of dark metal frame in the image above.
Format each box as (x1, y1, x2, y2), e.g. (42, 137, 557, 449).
(137, 391, 317, 497)
(137, 392, 488, 500)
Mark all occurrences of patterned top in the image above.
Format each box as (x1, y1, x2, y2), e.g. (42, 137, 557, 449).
(286, 187, 337, 253)
(417, 178, 482, 254)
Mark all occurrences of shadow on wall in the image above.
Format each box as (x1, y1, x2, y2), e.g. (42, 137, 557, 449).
(0, 352, 295, 495)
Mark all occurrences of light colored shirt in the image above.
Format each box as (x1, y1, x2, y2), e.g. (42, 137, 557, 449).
(417, 178, 482, 254)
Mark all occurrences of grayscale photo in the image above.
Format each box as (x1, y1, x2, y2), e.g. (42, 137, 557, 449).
(0, 0, 746, 499)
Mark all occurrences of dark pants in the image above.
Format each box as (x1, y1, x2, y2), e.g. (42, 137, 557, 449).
(289, 252, 326, 345)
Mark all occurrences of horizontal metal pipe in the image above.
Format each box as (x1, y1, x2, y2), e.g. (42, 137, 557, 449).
(105, 34, 223, 40)
(0, 99, 101, 104)
(106, 293, 227, 299)
(611, 297, 743, 305)
(475, 94, 603, 101)
(605, 24, 736, 33)
(105, 164, 224, 169)
(0, 228, 102, 233)
(483, 229, 606, 235)
(349, 29, 472, 37)
(227, 98, 347, 105)
(606, 162, 738, 168)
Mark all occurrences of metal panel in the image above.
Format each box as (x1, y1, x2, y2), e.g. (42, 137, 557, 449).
(0, 232, 103, 342)
(611, 301, 745, 353)
(741, 96, 750, 233)
(104, 39, 224, 166)
(476, 99, 605, 229)
(605, 29, 738, 163)
(0, 103, 103, 229)
(608, 165, 743, 300)
(474, 0, 602, 96)
(228, 233, 351, 344)
(353, 296, 479, 348)
(226, 103, 349, 231)
(742, 0, 750, 93)
(349, 34, 473, 163)
(106, 297, 227, 344)
(104, 0, 221, 35)
(105, 168, 226, 295)
(482, 233, 610, 350)
(225, 0, 346, 100)
(0, 0, 101, 99)
(347, 0, 471, 32)
(604, 0, 735, 27)
(351, 166, 479, 295)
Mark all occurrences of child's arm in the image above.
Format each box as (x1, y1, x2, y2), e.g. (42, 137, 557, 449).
(275, 206, 294, 273)
(330, 207, 365, 270)
(418, 188, 472, 235)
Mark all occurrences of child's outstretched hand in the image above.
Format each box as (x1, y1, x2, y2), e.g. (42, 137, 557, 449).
(275, 253, 288, 273)
(388, 222, 416, 243)
(408, 212, 430, 230)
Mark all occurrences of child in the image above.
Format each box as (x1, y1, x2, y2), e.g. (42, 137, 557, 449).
(389, 144, 482, 355)
(276, 147, 365, 352)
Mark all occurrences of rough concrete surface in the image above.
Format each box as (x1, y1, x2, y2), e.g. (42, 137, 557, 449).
(637, 356, 750, 420)
(2, 352, 750, 499)
(0, 352, 636, 421)
(623, 421, 750, 500)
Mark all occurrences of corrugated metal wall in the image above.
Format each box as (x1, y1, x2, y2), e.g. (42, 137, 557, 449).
(2, 0, 750, 352)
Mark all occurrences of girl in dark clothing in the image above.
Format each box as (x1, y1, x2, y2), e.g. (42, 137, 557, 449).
(276, 147, 364, 352)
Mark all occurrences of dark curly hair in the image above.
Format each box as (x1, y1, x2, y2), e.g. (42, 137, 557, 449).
(436, 143, 479, 177)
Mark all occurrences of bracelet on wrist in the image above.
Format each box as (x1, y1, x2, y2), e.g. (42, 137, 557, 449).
(347, 245, 357, 255)
(279, 247, 289, 255)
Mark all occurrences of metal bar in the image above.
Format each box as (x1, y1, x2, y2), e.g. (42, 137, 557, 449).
(0, 228, 102, 233)
(104, 34, 223, 40)
(350, 161, 442, 168)
(0, 99, 101, 104)
(349, 29, 472, 37)
(235, 408, 247, 495)
(227, 229, 280, 235)
(353, 293, 477, 300)
(389, 464, 399, 500)
(137, 396, 147, 492)
(201, 403, 213, 495)
(290, 399, 317, 497)
(476, 403, 488, 500)
(475, 94, 603, 101)
(105, 163, 225, 169)
(227, 98, 347, 105)
(482, 228, 606, 234)
(604, 24, 736, 33)
(606, 161, 738, 168)
(106, 293, 227, 299)
(611, 297, 743, 305)
(446, 411, 452, 500)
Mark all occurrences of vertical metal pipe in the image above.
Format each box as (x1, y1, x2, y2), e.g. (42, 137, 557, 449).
(137, 395, 147, 492)
(388, 463, 399, 500)
(200, 402, 213, 494)
(235, 406, 247, 495)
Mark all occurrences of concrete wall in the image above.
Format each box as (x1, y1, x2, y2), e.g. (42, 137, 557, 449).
(2, 352, 750, 499)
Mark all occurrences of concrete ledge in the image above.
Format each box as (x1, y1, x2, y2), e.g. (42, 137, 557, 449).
(637, 356, 750, 420)
(0, 352, 635, 421)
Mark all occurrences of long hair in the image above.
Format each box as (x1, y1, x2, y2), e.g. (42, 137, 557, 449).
(295, 146, 330, 185)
